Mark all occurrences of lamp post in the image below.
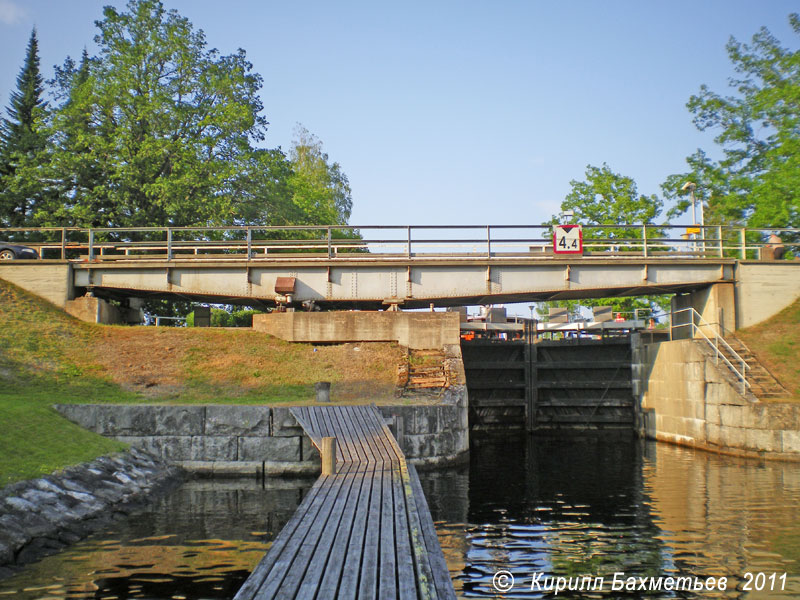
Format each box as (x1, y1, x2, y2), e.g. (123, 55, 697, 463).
(682, 182, 703, 253)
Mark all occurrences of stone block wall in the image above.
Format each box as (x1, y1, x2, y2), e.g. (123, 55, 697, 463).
(55, 397, 469, 475)
(636, 339, 800, 460)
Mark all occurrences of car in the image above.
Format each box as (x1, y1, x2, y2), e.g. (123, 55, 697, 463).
(0, 242, 39, 260)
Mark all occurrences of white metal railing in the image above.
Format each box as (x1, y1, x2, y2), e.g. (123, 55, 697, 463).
(669, 307, 750, 395)
(0, 224, 798, 261)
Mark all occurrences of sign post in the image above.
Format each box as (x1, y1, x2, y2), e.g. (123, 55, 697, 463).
(553, 225, 583, 255)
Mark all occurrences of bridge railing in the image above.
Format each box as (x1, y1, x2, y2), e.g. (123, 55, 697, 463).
(669, 307, 750, 396)
(1, 224, 797, 261)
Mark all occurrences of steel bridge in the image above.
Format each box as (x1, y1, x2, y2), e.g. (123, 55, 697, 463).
(0, 224, 798, 326)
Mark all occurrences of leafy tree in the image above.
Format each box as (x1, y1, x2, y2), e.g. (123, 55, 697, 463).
(663, 13, 800, 235)
(289, 125, 353, 226)
(549, 163, 663, 246)
(545, 164, 667, 316)
(0, 29, 48, 229)
(33, 0, 268, 229)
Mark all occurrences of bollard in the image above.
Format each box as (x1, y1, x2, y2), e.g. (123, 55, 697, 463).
(321, 437, 337, 475)
(315, 381, 331, 403)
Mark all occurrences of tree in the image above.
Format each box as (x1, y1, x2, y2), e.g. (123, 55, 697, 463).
(288, 125, 353, 226)
(0, 29, 48, 229)
(544, 164, 667, 316)
(664, 13, 800, 234)
(549, 163, 663, 245)
(34, 0, 268, 229)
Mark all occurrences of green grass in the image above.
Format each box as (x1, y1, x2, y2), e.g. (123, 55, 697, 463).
(0, 384, 128, 488)
(738, 298, 800, 399)
(0, 278, 402, 487)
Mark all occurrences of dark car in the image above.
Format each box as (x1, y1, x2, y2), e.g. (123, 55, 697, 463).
(0, 242, 39, 260)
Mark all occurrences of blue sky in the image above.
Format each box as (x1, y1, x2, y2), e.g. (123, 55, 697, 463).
(0, 1, 798, 228)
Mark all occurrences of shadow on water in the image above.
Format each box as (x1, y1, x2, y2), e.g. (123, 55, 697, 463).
(419, 432, 800, 598)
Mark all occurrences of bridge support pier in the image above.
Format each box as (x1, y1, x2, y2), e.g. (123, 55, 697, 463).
(671, 283, 736, 338)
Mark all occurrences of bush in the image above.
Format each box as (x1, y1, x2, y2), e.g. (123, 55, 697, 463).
(188, 307, 261, 327)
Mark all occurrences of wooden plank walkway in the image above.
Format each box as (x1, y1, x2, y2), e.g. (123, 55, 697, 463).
(234, 405, 456, 600)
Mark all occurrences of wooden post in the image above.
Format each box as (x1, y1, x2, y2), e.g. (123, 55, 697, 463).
(321, 437, 337, 475)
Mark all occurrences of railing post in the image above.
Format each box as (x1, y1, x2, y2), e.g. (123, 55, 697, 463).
(166, 228, 173, 260)
(642, 224, 648, 257)
(717, 225, 723, 257)
(321, 437, 337, 475)
(486, 225, 491, 259)
(406, 226, 412, 258)
(247, 227, 252, 259)
(88, 229, 95, 261)
(327, 227, 332, 258)
(740, 228, 746, 259)
(61, 227, 66, 260)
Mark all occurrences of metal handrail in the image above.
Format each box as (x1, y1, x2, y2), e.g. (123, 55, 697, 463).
(1, 224, 798, 261)
(670, 307, 750, 395)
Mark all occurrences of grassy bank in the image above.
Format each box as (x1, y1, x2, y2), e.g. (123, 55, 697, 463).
(737, 298, 800, 399)
(0, 279, 403, 486)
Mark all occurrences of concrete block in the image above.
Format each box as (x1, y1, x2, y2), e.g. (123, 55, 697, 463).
(238, 436, 300, 462)
(272, 407, 303, 437)
(721, 426, 746, 448)
(154, 436, 194, 461)
(191, 436, 238, 461)
(402, 432, 454, 459)
(746, 429, 782, 453)
(705, 404, 720, 425)
(301, 435, 321, 463)
(719, 405, 744, 428)
(706, 423, 722, 446)
(153, 406, 204, 436)
(205, 405, 271, 436)
(781, 430, 800, 454)
(97, 405, 156, 435)
(54, 404, 97, 430)
(685, 381, 706, 403)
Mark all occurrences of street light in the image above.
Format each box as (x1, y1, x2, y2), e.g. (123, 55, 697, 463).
(682, 181, 704, 253)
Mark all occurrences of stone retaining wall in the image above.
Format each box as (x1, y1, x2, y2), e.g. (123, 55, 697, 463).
(0, 448, 181, 576)
(635, 338, 800, 461)
(55, 394, 469, 474)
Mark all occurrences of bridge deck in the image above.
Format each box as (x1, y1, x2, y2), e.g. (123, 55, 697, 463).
(234, 405, 455, 600)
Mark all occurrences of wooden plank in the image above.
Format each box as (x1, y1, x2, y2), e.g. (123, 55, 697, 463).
(392, 465, 418, 600)
(378, 459, 398, 600)
(292, 461, 363, 599)
(357, 460, 384, 599)
(258, 463, 356, 599)
(406, 464, 455, 600)
(467, 382, 527, 389)
(332, 406, 360, 464)
(233, 473, 337, 599)
(347, 405, 378, 464)
(314, 465, 370, 599)
(289, 407, 321, 449)
(337, 460, 377, 600)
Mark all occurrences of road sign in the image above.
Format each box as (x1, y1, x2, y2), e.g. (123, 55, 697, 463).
(553, 225, 583, 254)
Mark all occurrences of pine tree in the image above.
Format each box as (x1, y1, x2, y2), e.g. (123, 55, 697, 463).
(0, 29, 48, 228)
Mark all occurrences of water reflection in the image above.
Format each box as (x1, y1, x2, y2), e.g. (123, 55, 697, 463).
(420, 435, 800, 598)
(2, 438, 800, 599)
(0, 477, 312, 599)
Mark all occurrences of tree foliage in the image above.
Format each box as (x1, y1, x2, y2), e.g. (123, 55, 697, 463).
(545, 164, 667, 315)
(0, 0, 355, 237)
(548, 163, 663, 244)
(0, 29, 48, 228)
(664, 13, 800, 233)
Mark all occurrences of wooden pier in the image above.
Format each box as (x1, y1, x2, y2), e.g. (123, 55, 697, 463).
(234, 405, 455, 600)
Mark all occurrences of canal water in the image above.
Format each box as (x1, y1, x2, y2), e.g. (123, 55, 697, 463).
(1, 435, 799, 599)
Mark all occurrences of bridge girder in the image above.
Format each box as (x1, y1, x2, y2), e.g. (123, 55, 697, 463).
(70, 257, 736, 308)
